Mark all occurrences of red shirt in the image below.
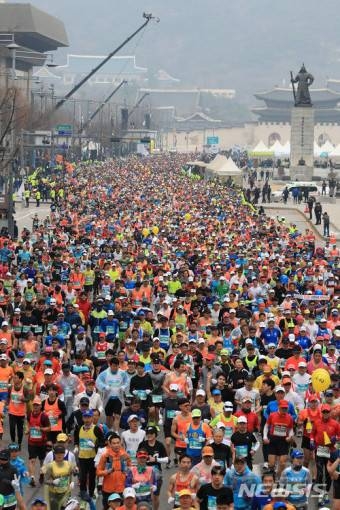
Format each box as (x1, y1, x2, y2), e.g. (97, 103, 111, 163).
(267, 411, 294, 438)
(310, 417, 340, 447)
(235, 411, 259, 432)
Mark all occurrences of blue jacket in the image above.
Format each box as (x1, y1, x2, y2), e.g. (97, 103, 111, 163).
(224, 466, 261, 510)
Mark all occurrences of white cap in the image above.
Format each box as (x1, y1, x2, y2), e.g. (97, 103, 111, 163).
(49, 298, 56, 304)
(14, 308, 21, 313)
(44, 369, 53, 375)
(259, 322, 266, 328)
(288, 334, 295, 341)
(0, 354, 7, 361)
(107, 310, 114, 315)
(300, 326, 307, 331)
(123, 488, 136, 499)
(275, 386, 285, 393)
(313, 344, 322, 351)
(198, 338, 205, 344)
(1, 321, 8, 327)
(229, 308, 236, 314)
(223, 401, 233, 410)
(105, 295, 111, 300)
(23, 358, 31, 363)
(196, 389, 206, 397)
(268, 342, 276, 348)
(237, 416, 247, 423)
(169, 383, 179, 391)
(298, 361, 307, 368)
(127, 414, 139, 423)
(245, 338, 253, 345)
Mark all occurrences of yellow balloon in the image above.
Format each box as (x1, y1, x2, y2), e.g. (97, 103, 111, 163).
(152, 226, 159, 235)
(311, 368, 331, 392)
(184, 213, 191, 221)
(142, 228, 150, 237)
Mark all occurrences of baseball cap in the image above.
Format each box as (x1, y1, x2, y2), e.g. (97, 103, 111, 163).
(237, 416, 247, 423)
(191, 409, 202, 418)
(108, 494, 122, 502)
(223, 401, 233, 410)
(32, 498, 47, 506)
(278, 399, 289, 408)
(146, 426, 158, 435)
(178, 490, 193, 498)
(212, 389, 221, 396)
(196, 389, 206, 397)
(313, 344, 322, 351)
(33, 397, 42, 405)
(321, 404, 331, 412)
(123, 488, 136, 499)
(79, 397, 90, 405)
(127, 414, 139, 422)
(169, 383, 179, 391)
(202, 446, 214, 456)
(220, 349, 229, 356)
(82, 409, 94, 417)
(298, 361, 307, 368)
(44, 369, 53, 375)
(56, 433, 69, 442)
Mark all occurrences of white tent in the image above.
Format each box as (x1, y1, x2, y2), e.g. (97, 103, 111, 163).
(205, 154, 227, 172)
(281, 141, 290, 156)
(319, 140, 334, 155)
(270, 140, 285, 156)
(252, 140, 269, 152)
(214, 158, 243, 185)
(329, 144, 340, 158)
(314, 141, 322, 157)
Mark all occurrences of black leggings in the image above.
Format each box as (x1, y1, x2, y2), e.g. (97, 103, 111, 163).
(316, 455, 332, 492)
(9, 414, 24, 446)
(79, 458, 96, 497)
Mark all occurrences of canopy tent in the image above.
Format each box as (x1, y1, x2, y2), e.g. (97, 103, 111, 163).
(319, 140, 334, 156)
(329, 144, 340, 158)
(270, 140, 286, 157)
(281, 141, 290, 156)
(248, 140, 273, 157)
(314, 142, 322, 157)
(205, 154, 227, 172)
(213, 157, 243, 185)
(186, 160, 207, 168)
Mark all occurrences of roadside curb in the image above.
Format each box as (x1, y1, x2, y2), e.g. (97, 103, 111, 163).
(263, 204, 339, 242)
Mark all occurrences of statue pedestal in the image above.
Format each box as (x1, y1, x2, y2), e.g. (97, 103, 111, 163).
(290, 106, 314, 181)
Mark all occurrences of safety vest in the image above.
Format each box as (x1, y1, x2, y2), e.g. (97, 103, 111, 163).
(244, 355, 258, 372)
(78, 425, 97, 459)
(44, 399, 62, 432)
(130, 466, 153, 499)
(49, 460, 72, 494)
(8, 386, 25, 416)
(186, 422, 205, 457)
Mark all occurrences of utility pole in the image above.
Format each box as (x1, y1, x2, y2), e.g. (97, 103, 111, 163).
(55, 13, 159, 111)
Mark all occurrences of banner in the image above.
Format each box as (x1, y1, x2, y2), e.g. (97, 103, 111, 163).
(294, 294, 331, 301)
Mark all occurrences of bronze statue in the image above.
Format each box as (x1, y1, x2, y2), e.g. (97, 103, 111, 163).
(290, 64, 314, 106)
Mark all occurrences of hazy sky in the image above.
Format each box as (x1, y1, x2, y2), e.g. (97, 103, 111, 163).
(7, 0, 340, 100)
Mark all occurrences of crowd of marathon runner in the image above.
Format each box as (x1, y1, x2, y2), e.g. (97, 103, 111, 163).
(0, 154, 338, 510)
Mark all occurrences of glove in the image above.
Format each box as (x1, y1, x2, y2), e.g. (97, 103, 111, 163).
(168, 496, 175, 505)
(152, 485, 157, 492)
(87, 440, 95, 448)
(11, 475, 20, 491)
(145, 389, 151, 395)
(70, 481, 75, 490)
(52, 478, 61, 486)
(73, 446, 79, 455)
(211, 378, 217, 385)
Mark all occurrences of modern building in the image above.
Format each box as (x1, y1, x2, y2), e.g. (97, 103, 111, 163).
(253, 87, 340, 123)
(0, 3, 68, 98)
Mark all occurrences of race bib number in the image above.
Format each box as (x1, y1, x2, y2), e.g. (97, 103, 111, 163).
(30, 427, 42, 439)
(152, 394, 163, 404)
(166, 410, 176, 419)
(273, 425, 287, 437)
(317, 446, 330, 458)
(235, 444, 248, 458)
